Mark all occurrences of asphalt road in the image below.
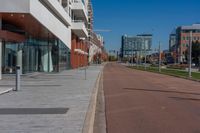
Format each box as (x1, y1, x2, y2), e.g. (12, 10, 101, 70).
(103, 63, 200, 133)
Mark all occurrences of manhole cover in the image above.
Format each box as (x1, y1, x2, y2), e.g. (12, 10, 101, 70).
(0, 108, 69, 115)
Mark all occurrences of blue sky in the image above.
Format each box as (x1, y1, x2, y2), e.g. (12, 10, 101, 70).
(92, 0, 200, 51)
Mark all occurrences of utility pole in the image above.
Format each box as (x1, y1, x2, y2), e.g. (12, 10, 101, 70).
(188, 31, 192, 78)
(158, 42, 161, 73)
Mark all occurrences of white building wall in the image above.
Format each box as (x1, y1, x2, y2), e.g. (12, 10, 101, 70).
(0, 0, 30, 13)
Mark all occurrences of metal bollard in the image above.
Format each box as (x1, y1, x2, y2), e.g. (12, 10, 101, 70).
(14, 66, 20, 91)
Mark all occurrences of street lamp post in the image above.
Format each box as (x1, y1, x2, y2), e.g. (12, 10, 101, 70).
(132, 43, 134, 66)
(136, 51, 138, 68)
(144, 39, 147, 70)
(158, 42, 161, 73)
(188, 31, 192, 78)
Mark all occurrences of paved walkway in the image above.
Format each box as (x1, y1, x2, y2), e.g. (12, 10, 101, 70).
(104, 63, 200, 133)
(0, 65, 103, 133)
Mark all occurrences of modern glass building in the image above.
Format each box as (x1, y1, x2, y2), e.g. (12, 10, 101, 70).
(121, 34, 152, 58)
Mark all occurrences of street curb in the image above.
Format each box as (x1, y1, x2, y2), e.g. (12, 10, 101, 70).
(82, 68, 103, 133)
(0, 88, 13, 95)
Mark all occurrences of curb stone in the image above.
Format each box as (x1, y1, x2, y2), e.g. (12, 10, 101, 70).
(82, 68, 103, 133)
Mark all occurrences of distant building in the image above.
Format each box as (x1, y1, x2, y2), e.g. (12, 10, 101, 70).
(121, 34, 152, 58)
(169, 32, 177, 52)
(176, 24, 200, 63)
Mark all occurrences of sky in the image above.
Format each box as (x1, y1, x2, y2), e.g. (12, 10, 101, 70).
(92, 0, 200, 51)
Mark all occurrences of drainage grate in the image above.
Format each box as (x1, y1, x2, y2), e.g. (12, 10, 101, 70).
(0, 108, 69, 115)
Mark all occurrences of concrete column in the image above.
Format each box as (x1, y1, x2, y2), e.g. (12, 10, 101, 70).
(0, 41, 2, 80)
(77, 40, 80, 68)
(17, 48, 23, 74)
(71, 34, 76, 69)
(0, 17, 2, 80)
(75, 38, 78, 68)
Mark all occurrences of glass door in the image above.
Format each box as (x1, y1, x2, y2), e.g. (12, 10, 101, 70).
(2, 42, 18, 74)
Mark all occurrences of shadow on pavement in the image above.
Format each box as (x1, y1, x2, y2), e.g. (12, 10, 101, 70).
(0, 108, 69, 115)
(169, 96, 200, 102)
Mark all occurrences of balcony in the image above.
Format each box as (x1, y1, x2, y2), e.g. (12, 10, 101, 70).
(71, 20, 88, 38)
(71, 0, 88, 21)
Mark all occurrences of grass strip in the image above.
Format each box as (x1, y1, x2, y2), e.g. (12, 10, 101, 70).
(128, 66, 200, 81)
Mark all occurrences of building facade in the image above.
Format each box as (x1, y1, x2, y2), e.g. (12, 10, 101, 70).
(169, 33, 176, 52)
(121, 34, 152, 58)
(87, 0, 107, 64)
(70, 0, 89, 68)
(174, 24, 200, 63)
(0, 0, 99, 79)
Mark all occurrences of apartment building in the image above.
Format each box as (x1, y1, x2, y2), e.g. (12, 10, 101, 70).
(87, 0, 106, 63)
(0, 0, 91, 79)
(70, 0, 89, 69)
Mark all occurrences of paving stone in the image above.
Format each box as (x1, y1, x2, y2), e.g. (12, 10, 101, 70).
(0, 65, 103, 133)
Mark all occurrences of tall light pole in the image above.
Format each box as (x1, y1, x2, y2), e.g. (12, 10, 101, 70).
(136, 42, 139, 68)
(132, 42, 134, 66)
(158, 42, 161, 73)
(188, 31, 192, 78)
(83, 39, 88, 80)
